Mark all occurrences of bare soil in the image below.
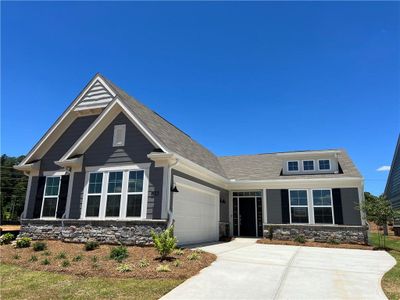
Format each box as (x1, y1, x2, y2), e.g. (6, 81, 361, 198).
(257, 238, 374, 250)
(0, 240, 216, 279)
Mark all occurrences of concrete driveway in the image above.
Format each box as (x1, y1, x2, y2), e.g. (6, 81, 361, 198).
(161, 238, 396, 300)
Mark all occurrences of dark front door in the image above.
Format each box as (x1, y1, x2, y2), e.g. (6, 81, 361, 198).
(239, 198, 256, 236)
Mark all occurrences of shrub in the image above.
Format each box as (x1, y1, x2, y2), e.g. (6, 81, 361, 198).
(294, 235, 306, 244)
(33, 241, 47, 252)
(61, 260, 70, 267)
(327, 237, 340, 245)
(117, 263, 132, 273)
(187, 252, 200, 261)
(0, 233, 15, 245)
(267, 226, 274, 240)
(12, 254, 20, 260)
(110, 245, 128, 262)
(16, 237, 31, 248)
(151, 226, 177, 261)
(195, 249, 204, 254)
(72, 254, 83, 262)
(42, 251, 51, 256)
(174, 249, 184, 256)
(29, 255, 38, 262)
(138, 258, 149, 268)
(156, 264, 171, 272)
(173, 259, 181, 267)
(41, 258, 51, 265)
(55, 251, 67, 259)
(84, 240, 99, 251)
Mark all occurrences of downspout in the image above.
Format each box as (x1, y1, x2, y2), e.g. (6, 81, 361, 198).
(167, 158, 180, 227)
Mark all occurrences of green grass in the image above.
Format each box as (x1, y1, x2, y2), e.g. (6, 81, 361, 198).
(369, 232, 400, 300)
(0, 264, 183, 300)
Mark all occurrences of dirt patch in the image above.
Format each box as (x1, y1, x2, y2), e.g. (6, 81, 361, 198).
(257, 238, 374, 250)
(0, 240, 216, 279)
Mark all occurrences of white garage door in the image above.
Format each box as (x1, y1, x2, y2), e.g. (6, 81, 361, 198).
(173, 176, 220, 245)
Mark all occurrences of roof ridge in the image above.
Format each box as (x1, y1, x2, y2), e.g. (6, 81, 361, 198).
(219, 149, 343, 158)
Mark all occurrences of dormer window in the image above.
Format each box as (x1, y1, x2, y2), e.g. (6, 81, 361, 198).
(113, 124, 126, 147)
(303, 160, 315, 171)
(319, 159, 331, 170)
(287, 161, 299, 172)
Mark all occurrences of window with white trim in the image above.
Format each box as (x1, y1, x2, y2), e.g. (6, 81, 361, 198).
(86, 173, 103, 217)
(113, 124, 126, 147)
(82, 166, 148, 219)
(289, 190, 309, 223)
(287, 161, 299, 172)
(312, 189, 334, 224)
(41, 176, 61, 218)
(303, 160, 314, 171)
(318, 159, 331, 170)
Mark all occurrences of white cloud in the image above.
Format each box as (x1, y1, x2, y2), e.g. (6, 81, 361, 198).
(377, 166, 391, 172)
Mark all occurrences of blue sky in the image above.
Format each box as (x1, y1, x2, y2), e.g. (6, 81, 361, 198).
(1, 2, 399, 195)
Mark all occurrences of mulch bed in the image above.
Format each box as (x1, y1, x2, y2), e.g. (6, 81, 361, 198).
(0, 240, 216, 279)
(257, 238, 374, 250)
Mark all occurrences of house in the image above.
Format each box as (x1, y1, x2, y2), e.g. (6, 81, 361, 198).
(384, 135, 400, 236)
(15, 74, 367, 245)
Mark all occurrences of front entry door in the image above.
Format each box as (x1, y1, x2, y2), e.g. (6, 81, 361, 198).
(239, 198, 256, 236)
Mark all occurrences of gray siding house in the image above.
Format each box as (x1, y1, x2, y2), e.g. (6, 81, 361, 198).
(15, 74, 367, 245)
(385, 135, 400, 236)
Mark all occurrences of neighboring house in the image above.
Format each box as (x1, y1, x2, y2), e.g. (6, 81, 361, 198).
(384, 135, 400, 236)
(15, 74, 367, 245)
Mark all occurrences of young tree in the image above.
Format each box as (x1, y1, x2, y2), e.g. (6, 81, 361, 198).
(361, 193, 400, 248)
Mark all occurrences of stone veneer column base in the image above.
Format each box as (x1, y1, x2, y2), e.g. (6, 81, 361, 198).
(20, 219, 168, 246)
(263, 224, 368, 244)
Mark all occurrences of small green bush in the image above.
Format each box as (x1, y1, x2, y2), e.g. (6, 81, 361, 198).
(174, 249, 184, 256)
(267, 226, 274, 240)
(61, 260, 70, 267)
(110, 245, 128, 262)
(84, 240, 99, 251)
(138, 258, 149, 268)
(41, 258, 51, 265)
(16, 237, 31, 248)
(151, 226, 177, 261)
(33, 241, 47, 252)
(294, 235, 306, 244)
(72, 254, 83, 262)
(327, 237, 340, 245)
(195, 249, 204, 254)
(29, 255, 38, 262)
(173, 259, 181, 267)
(156, 264, 171, 272)
(187, 252, 200, 261)
(117, 263, 132, 273)
(12, 254, 20, 260)
(0, 233, 15, 245)
(55, 251, 67, 259)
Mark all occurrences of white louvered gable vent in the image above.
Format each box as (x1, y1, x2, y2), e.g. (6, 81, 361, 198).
(75, 80, 114, 111)
(113, 124, 126, 147)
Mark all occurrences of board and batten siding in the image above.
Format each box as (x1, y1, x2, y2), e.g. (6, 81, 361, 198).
(170, 170, 230, 223)
(265, 188, 362, 226)
(69, 112, 164, 220)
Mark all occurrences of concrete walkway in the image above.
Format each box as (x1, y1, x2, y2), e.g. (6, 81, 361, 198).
(161, 238, 396, 300)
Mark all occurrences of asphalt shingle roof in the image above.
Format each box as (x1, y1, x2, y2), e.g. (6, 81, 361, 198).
(101, 75, 362, 181)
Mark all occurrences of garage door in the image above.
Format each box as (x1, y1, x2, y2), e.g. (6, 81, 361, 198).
(173, 176, 220, 245)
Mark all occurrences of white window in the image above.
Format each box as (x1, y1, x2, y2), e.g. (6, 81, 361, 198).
(41, 176, 61, 218)
(113, 124, 126, 147)
(318, 159, 331, 170)
(287, 161, 299, 172)
(289, 190, 309, 223)
(312, 189, 334, 224)
(81, 164, 149, 220)
(303, 160, 315, 171)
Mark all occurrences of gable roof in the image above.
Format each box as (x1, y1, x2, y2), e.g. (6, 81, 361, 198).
(219, 149, 362, 180)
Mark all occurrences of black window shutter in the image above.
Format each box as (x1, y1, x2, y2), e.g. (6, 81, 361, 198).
(281, 189, 290, 224)
(33, 176, 46, 218)
(56, 175, 70, 218)
(332, 188, 343, 225)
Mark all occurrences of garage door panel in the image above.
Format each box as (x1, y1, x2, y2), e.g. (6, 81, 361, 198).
(173, 176, 219, 245)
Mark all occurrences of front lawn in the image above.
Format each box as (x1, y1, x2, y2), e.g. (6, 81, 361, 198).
(0, 263, 182, 300)
(369, 232, 400, 300)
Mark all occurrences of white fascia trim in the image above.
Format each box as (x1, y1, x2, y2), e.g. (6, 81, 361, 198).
(18, 75, 114, 167)
(59, 98, 168, 162)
